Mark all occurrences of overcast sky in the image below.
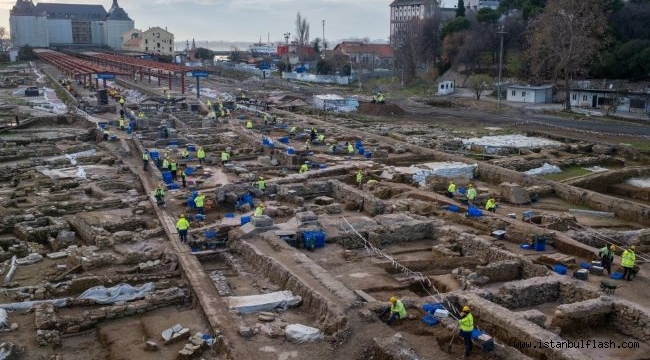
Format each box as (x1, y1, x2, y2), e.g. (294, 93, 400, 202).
(0, 0, 393, 44)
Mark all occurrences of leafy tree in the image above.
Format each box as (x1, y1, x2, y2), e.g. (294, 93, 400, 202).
(456, 0, 466, 17)
(316, 58, 333, 75)
(312, 37, 322, 55)
(528, 0, 608, 110)
(506, 51, 529, 80)
(277, 60, 291, 73)
(18, 45, 36, 61)
(610, 2, 650, 41)
(477, 8, 500, 23)
(195, 47, 213, 60)
(442, 17, 470, 38)
(467, 73, 493, 99)
(0, 27, 9, 52)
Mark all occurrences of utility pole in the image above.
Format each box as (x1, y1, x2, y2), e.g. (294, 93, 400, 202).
(283, 32, 290, 72)
(322, 20, 326, 50)
(497, 25, 507, 108)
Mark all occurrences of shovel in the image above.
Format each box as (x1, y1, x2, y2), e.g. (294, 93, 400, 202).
(447, 325, 458, 353)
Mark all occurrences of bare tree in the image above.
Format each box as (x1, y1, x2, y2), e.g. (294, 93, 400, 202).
(528, 0, 608, 110)
(0, 27, 9, 52)
(467, 73, 493, 99)
(295, 12, 310, 60)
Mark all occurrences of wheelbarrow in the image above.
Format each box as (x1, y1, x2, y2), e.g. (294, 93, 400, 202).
(600, 280, 624, 294)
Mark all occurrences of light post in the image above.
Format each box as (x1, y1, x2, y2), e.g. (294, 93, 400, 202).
(497, 25, 507, 108)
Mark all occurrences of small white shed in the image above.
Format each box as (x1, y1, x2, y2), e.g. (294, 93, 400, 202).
(506, 84, 553, 103)
(438, 80, 455, 95)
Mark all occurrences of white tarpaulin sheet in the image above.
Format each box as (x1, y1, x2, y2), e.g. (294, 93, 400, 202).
(77, 283, 156, 304)
(225, 290, 301, 314)
(627, 178, 650, 188)
(462, 135, 563, 150)
(524, 163, 562, 176)
(381, 162, 477, 187)
(285, 324, 323, 343)
(0, 298, 68, 311)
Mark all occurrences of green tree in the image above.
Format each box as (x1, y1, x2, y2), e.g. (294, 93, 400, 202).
(195, 47, 213, 60)
(467, 73, 493, 99)
(18, 45, 36, 61)
(229, 46, 243, 63)
(442, 17, 470, 38)
(456, 0, 466, 17)
(477, 8, 499, 23)
(528, 0, 608, 110)
(316, 58, 333, 75)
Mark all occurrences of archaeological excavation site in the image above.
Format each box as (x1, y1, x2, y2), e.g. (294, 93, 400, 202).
(0, 57, 648, 360)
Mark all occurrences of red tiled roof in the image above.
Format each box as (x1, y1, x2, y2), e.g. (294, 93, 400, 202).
(333, 42, 394, 58)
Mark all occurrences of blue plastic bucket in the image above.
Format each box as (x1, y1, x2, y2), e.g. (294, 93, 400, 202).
(162, 171, 173, 184)
(287, 148, 295, 155)
(553, 264, 567, 275)
(355, 140, 362, 149)
(364, 152, 372, 158)
(241, 215, 251, 226)
(422, 303, 444, 314)
(302, 231, 325, 248)
(358, 147, 365, 155)
(278, 137, 289, 144)
(187, 145, 196, 152)
(534, 237, 546, 251)
(185, 167, 194, 175)
(421, 314, 439, 326)
(204, 229, 217, 239)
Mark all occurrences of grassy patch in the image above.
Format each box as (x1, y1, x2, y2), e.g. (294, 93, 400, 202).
(542, 166, 591, 181)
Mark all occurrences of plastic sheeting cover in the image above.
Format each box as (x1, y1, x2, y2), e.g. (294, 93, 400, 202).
(285, 324, 323, 343)
(225, 290, 301, 314)
(0, 309, 6, 328)
(524, 163, 561, 176)
(77, 283, 156, 304)
(0, 298, 68, 311)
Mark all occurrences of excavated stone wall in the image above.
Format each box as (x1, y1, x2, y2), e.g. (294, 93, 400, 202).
(13, 216, 70, 244)
(479, 277, 599, 310)
(231, 237, 349, 336)
(452, 293, 593, 360)
(475, 260, 523, 283)
(34, 287, 187, 334)
(550, 298, 613, 334)
(454, 232, 549, 279)
(565, 166, 650, 191)
(611, 299, 650, 341)
(331, 180, 386, 216)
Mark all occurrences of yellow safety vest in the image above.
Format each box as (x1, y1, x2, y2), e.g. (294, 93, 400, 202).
(622, 250, 636, 267)
(299, 164, 308, 173)
(348, 144, 354, 154)
(459, 313, 474, 332)
(258, 180, 266, 190)
(194, 195, 205, 207)
(391, 300, 407, 319)
(254, 206, 263, 217)
(485, 199, 495, 210)
(466, 188, 477, 200)
(448, 183, 456, 193)
(246, 121, 253, 129)
(162, 159, 170, 168)
(221, 152, 230, 161)
(142, 153, 149, 161)
(356, 172, 363, 183)
(197, 149, 205, 159)
(176, 218, 189, 230)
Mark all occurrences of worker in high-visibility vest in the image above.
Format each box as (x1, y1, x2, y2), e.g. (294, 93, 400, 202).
(246, 120, 253, 129)
(194, 193, 205, 215)
(466, 184, 477, 205)
(118, 117, 125, 130)
(446, 181, 456, 198)
(356, 170, 364, 189)
(299, 162, 309, 174)
(458, 306, 474, 357)
(197, 147, 206, 165)
(347, 142, 354, 155)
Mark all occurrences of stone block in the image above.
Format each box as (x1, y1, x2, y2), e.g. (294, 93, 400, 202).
(239, 325, 253, 338)
(324, 204, 342, 214)
(499, 182, 530, 205)
(518, 309, 547, 327)
(296, 211, 318, 223)
(313, 196, 335, 206)
(251, 215, 274, 228)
